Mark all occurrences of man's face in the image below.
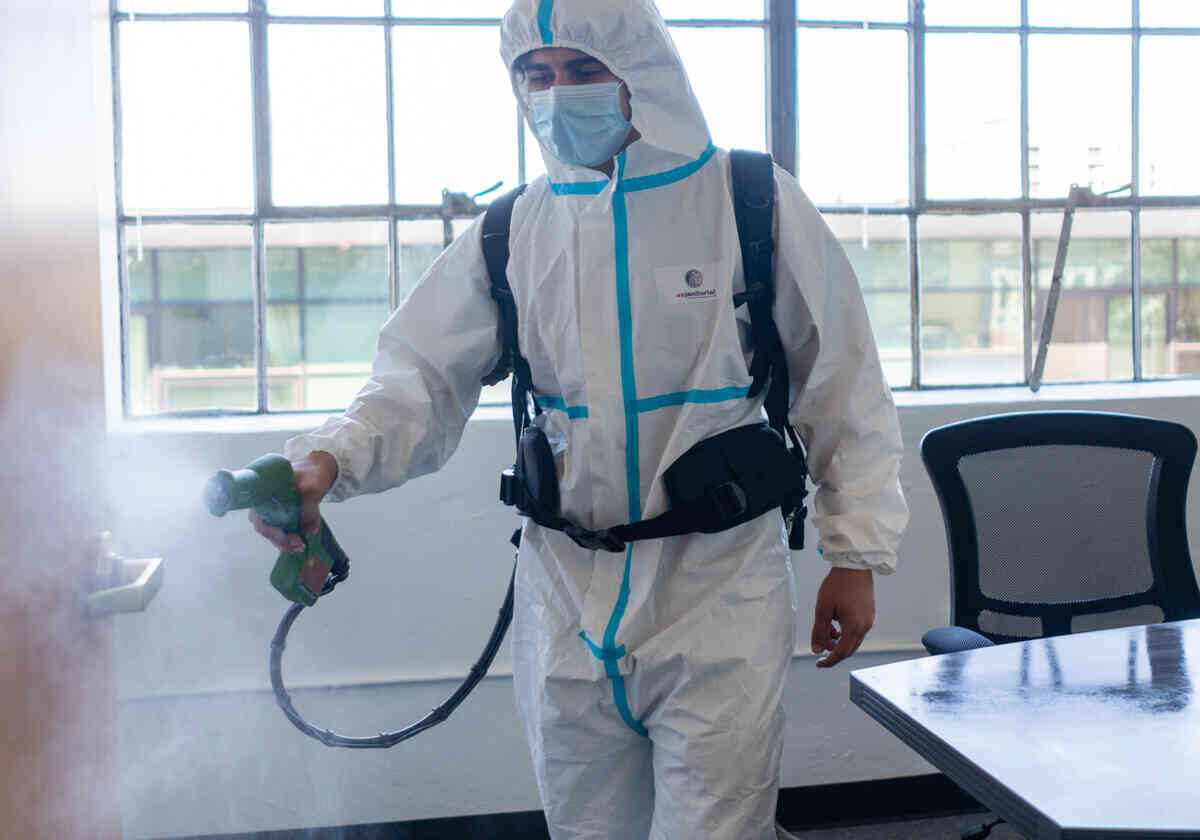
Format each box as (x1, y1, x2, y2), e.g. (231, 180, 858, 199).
(513, 47, 632, 121)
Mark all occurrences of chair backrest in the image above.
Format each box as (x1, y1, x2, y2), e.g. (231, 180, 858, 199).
(922, 410, 1200, 643)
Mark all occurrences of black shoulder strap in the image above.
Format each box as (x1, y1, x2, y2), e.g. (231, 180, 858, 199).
(729, 150, 808, 549)
(480, 184, 535, 442)
(729, 150, 788, 432)
(481, 184, 528, 388)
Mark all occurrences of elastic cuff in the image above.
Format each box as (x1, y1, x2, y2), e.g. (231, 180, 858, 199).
(823, 550, 896, 575)
(283, 440, 351, 502)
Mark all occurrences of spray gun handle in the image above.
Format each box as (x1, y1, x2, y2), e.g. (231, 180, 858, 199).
(270, 522, 349, 607)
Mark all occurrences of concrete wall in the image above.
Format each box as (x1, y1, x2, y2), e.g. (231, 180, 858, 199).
(108, 385, 1200, 838)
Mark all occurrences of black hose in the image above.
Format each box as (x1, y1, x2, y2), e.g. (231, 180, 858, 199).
(268, 526, 517, 749)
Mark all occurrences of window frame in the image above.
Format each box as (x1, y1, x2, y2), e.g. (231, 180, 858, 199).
(109, 0, 1200, 417)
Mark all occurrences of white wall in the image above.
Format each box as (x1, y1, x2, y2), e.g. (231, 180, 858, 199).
(107, 385, 1200, 838)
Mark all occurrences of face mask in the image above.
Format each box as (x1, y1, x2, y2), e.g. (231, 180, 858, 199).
(528, 82, 632, 168)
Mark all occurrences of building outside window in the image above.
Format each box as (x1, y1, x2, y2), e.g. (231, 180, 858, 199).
(111, 0, 1200, 416)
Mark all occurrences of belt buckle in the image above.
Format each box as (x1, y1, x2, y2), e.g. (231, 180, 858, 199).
(565, 525, 626, 553)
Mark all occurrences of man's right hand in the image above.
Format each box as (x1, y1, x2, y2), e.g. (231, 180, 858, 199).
(248, 450, 339, 553)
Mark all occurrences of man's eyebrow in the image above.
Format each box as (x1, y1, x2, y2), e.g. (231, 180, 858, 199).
(566, 57, 607, 69)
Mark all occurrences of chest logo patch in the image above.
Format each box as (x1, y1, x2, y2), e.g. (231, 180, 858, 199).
(677, 267, 715, 299)
(656, 262, 721, 304)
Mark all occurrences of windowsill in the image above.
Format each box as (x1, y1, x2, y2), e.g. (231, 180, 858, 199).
(109, 378, 1200, 437)
(891, 377, 1200, 408)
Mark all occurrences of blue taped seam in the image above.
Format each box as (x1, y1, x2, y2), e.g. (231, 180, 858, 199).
(610, 674, 648, 736)
(578, 632, 647, 738)
(537, 0, 554, 44)
(539, 395, 589, 418)
(613, 151, 641, 521)
(588, 153, 648, 738)
(548, 140, 715, 197)
(618, 142, 716, 193)
(579, 631, 625, 661)
(558, 143, 720, 741)
(634, 385, 750, 413)
(549, 180, 607, 195)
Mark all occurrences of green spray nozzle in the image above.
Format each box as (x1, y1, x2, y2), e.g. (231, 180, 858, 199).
(204, 454, 347, 607)
(204, 454, 296, 528)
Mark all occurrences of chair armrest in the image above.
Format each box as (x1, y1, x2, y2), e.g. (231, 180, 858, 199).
(922, 626, 996, 656)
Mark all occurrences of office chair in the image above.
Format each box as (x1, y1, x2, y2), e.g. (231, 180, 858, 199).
(921, 410, 1200, 656)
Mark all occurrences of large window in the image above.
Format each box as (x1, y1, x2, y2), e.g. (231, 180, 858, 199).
(111, 1, 1200, 415)
(803, 0, 1200, 389)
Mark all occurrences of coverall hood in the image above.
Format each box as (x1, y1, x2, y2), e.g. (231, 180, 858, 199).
(500, 0, 712, 174)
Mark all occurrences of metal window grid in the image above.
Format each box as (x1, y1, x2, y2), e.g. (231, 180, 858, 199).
(109, 0, 1200, 416)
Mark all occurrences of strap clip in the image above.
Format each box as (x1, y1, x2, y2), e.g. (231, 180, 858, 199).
(564, 525, 626, 553)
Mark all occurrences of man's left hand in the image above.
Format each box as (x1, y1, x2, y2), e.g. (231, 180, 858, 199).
(810, 567, 875, 668)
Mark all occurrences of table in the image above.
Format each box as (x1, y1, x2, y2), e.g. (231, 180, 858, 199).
(850, 619, 1200, 839)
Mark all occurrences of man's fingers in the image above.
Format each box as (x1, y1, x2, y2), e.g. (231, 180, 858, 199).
(810, 617, 840, 655)
(248, 509, 303, 553)
(810, 599, 836, 653)
(816, 625, 866, 669)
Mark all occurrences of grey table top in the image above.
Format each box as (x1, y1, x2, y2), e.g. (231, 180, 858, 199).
(851, 619, 1200, 839)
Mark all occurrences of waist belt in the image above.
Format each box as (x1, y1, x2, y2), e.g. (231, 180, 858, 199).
(500, 422, 808, 553)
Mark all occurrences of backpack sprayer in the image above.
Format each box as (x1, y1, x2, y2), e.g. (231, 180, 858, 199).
(204, 453, 514, 748)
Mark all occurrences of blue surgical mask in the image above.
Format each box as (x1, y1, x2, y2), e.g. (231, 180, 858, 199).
(528, 82, 632, 168)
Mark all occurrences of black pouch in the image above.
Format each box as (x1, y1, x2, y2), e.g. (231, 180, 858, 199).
(509, 422, 560, 524)
(662, 423, 806, 533)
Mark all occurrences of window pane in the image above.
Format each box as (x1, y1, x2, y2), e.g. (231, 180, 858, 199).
(797, 1, 907, 22)
(671, 27, 766, 152)
(269, 25, 388, 206)
(394, 0, 509, 15)
(393, 26, 519, 203)
(924, 0, 1020, 26)
(397, 220, 447, 301)
(823, 214, 912, 387)
(926, 35, 1020, 200)
(119, 1, 246, 10)
(797, 29, 908, 206)
(1029, 0, 1131, 27)
(123, 225, 255, 415)
(656, 0, 764, 19)
(268, 0, 382, 14)
(1141, 37, 1200, 195)
(264, 221, 390, 411)
(1032, 210, 1131, 383)
(1028, 35, 1131, 198)
(119, 22, 253, 214)
(918, 215, 1023, 386)
(1141, 1, 1200, 26)
(1141, 210, 1200, 379)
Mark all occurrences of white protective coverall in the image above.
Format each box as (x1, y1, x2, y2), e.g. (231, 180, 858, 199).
(285, 1, 908, 837)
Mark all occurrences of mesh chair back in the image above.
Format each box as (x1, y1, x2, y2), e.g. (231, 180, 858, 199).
(922, 411, 1200, 643)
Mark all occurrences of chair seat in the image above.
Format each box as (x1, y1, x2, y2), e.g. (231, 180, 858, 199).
(922, 625, 996, 656)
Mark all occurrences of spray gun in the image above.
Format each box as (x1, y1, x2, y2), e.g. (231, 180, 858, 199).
(204, 454, 349, 606)
(203, 452, 514, 748)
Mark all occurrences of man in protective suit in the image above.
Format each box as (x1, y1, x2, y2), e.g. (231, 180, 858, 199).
(253, 2, 908, 838)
